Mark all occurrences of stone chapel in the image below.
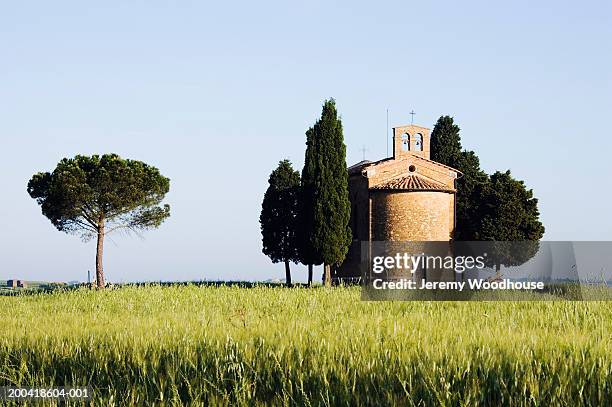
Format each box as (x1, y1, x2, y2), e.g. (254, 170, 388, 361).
(336, 122, 462, 280)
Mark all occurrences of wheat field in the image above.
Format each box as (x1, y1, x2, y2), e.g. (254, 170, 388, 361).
(0, 285, 610, 406)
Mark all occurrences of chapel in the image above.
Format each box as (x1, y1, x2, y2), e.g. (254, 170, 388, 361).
(336, 122, 461, 280)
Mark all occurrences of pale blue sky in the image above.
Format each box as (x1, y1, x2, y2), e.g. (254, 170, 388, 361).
(1, 1, 610, 283)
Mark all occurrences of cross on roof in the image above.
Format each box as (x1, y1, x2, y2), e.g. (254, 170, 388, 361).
(360, 145, 368, 160)
(409, 110, 416, 124)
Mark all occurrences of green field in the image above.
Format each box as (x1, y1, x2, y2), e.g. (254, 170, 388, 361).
(0, 285, 611, 406)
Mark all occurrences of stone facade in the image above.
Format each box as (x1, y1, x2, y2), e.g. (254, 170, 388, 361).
(371, 191, 452, 241)
(393, 124, 431, 160)
(336, 123, 461, 280)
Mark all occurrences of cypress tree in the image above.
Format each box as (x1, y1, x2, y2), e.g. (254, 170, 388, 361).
(299, 99, 352, 286)
(430, 115, 463, 168)
(430, 116, 489, 240)
(298, 127, 323, 285)
(431, 116, 544, 272)
(260, 160, 301, 286)
(455, 151, 490, 240)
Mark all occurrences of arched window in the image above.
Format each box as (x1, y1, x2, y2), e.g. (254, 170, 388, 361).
(401, 133, 410, 151)
(414, 133, 423, 151)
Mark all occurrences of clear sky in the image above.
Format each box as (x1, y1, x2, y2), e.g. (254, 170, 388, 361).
(1, 1, 610, 283)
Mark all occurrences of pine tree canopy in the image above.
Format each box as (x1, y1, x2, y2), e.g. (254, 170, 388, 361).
(27, 154, 171, 238)
(27, 153, 171, 288)
(477, 170, 545, 269)
(478, 170, 545, 242)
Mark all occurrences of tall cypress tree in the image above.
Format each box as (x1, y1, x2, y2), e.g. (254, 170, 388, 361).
(430, 116, 489, 240)
(430, 115, 462, 168)
(299, 99, 351, 286)
(260, 160, 301, 286)
(298, 127, 323, 285)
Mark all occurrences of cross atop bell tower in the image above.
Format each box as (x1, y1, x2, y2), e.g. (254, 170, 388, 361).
(392, 123, 431, 160)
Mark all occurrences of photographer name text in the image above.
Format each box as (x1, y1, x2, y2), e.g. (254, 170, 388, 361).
(372, 278, 544, 291)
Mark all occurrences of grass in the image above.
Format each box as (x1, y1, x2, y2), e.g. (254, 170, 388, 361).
(0, 285, 611, 406)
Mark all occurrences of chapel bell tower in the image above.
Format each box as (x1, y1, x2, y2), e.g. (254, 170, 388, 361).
(392, 124, 431, 160)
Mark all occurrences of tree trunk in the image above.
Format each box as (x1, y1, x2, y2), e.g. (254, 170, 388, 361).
(284, 260, 292, 287)
(96, 221, 105, 289)
(488, 263, 503, 283)
(324, 264, 332, 287)
(307, 264, 313, 287)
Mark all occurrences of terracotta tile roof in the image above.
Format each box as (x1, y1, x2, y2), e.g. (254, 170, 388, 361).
(371, 174, 454, 192)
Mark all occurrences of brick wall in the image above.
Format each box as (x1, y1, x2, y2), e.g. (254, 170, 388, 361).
(393, 125, 431, 160)
(364, 156, 456, 191)
(371, 190, 453, 241)
(336, 146, 459, 279)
